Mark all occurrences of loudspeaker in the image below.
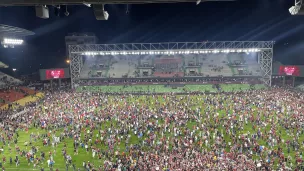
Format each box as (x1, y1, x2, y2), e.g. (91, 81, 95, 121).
(290, 2, 304, 15)
(93, 5, 109, 20)
(35, 6, 49, 19)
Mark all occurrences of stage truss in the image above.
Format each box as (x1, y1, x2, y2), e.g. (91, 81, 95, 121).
(69, 41, 274, 89)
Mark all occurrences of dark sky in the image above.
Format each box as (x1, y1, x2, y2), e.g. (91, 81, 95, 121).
(0, 0, 301, 75)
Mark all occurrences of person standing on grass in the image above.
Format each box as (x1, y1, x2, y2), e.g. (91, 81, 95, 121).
(2, 157, 5, 164)
(83, 161, 86, 169)
(9, 157, 11, 166)
(15, 158, 19, 167)
(72, 163, 76, 171)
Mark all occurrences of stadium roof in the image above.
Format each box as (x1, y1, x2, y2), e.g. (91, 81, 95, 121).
(0, 61, 8, 68)
(0, 24, 35, 37)
(0, 0, 234, 6)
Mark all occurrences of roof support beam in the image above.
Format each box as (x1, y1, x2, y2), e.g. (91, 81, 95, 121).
(0, 0, 234, 6)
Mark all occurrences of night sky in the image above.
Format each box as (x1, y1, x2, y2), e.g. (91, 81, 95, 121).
(0, 0, 301, 76)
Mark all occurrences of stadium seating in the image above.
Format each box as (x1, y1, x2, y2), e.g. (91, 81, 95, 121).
(0, 90, 25, 103)
(107, 57, 138, 78)
(296, 84, 304, 91)
(19, 87, 36, 95)
(80, 56, 111, 78)
(154, 57, 183, 77)
(0, 71, 22, 87)
(199, 54, 233, 76)
(153, 72, 184, 77)
(79, 54, 261, 79)
(227, 53, 261, 76)
(0, 86, 37, 106)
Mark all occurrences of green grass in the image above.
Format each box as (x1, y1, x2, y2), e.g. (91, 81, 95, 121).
(77, 84, 266, 93)
(1, 92, 300, 170)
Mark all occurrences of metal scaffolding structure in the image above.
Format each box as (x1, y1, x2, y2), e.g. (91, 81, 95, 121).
(68, 41, 274, 89)
(0, 0, 234, 6)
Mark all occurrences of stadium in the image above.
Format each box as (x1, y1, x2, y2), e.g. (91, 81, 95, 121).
(0, 1, 304, 171)
(1, 39, 304, 170)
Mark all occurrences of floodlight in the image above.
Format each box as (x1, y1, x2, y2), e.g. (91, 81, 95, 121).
(2, 38, 24, 46)
(83, 3, 91, 7)
(289, 0, 304, 15)
(93, 4, 109, 20)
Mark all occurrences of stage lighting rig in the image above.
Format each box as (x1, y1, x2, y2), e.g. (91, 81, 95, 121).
(1, 38, 24, 48)
(64, 5, 69, 16)
(54, 5, 61, 17)
(126, 4, 130, 15)
(83, 3, 91, 7)
(289, 0, 304, 15)
(93, 4, 109, 20)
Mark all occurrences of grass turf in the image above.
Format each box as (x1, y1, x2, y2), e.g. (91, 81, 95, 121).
(1, 87, 302, 170)
(77, 84, 266, 93)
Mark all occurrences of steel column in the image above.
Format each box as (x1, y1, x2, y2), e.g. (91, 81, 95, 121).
(69, 53, 82, 89)
(258, 49, 273, 86)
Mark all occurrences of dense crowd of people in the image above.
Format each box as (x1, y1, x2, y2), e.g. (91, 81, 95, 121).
(0, 87, 303, 170)
(78, 77, 261, 86)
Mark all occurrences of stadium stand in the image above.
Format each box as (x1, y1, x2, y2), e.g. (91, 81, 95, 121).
(154, 57, 184, 77)
(0, 68, 37, 107)
(80, 56, 111, 78)
(227, 53, 261, 76)
(0, 86, 36, 104)
(199, 54, 233, 77)
(79, 54, 261, 79)
(0, 71, 22, 87)
(297, 83, 304, 91)
(0, 61, 8, 68)
(107, 56, 138, 78)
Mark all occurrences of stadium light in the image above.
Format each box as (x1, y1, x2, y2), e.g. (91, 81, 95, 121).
(1, 38, 24, 48)
(3, 38, 23, 45)
(289, 0, 303, 15)
(81, 49, 262, 56)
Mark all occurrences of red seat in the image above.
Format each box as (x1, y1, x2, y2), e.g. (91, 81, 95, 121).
(20, 87, 35, 95)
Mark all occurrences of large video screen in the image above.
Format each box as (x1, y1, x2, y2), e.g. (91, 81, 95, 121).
(40, 68, 70, 80)
(46, 69, 65, 79)
(279, 66, 300, 76)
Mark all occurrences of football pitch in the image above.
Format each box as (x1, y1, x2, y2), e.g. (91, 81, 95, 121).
(1, 86, 303, 170)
